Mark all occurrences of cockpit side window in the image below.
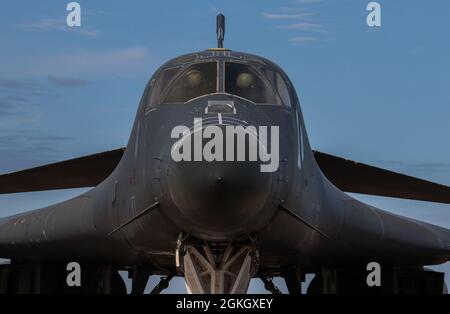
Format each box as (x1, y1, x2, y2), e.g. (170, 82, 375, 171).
(275, 72, 291, 108)
(259, 67, 292, 108)
(160, 62, 217, 103)
(149, 66, 182, 106)
(225, 62, 281, 105)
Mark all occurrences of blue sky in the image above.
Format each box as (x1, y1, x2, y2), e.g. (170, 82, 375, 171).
(1, 0, 450, 293)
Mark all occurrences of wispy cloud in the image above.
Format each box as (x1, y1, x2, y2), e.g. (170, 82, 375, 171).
(277, 22, 325, 32)
(0, 78, 73, 170)
(262, 1, 332, 45)
(0, 128, 73, 171)
(42, 47, 152, 77)
(0, 79, 37, 91)
(410, 162, 450, 171)
(295, 0, 324, 3)
(15, 18, 66, 31)
(14, 18, 98, 37)
(48, 76, 89, 87)
(0, 79, 50, 123)
(374, 160, 450, 176)
(0, 47, 156, 78)
(289, 36, 319, 44)
(53, 47, 149, 69)
(0, 132, 71, 149)
(0, 102, 15, 116)
(261, 12, 313, 20)
(0, 79, 55, 98)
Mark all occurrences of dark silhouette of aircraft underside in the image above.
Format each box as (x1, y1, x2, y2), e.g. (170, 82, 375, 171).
(0, 15, 449, 294)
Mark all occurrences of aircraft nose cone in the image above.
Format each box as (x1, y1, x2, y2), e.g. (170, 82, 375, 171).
(167, 159, 273, 234)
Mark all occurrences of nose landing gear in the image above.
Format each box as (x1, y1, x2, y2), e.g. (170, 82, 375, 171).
(176, 236, 258, 294)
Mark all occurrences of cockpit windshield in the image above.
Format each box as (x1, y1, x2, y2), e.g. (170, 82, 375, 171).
(160, 62, 217, 103)
(148, 59, 292, 108)
(225, 62, 282, 105)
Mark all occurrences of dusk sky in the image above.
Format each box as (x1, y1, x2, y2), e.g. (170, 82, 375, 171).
(1, 0, 450, 293)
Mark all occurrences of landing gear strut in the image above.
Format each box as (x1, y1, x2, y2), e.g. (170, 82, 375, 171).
(176, 238, 258, 294)
(150, 274, 174, 294)
(129, 265, 153, 294)
(258, 275, 282, 294)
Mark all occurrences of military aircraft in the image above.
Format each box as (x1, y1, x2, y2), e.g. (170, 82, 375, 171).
(0, 14, 449, 294)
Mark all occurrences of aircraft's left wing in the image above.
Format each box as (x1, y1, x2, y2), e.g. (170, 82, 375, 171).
(314, 150, 450, 204)
(0, 148, 125, 194)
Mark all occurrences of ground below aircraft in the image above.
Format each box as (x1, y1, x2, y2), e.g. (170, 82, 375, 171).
(0, 15, 449, 294)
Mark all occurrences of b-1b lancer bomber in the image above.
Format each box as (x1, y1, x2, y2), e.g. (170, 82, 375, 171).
(0, 15, 449, 294)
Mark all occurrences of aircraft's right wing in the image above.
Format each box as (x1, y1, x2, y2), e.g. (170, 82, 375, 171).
(313, 151, 450, 204)
(0, 148, 125, 194)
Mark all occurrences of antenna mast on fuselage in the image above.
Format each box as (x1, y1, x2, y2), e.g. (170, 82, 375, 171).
(216, 14, 225, 48)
